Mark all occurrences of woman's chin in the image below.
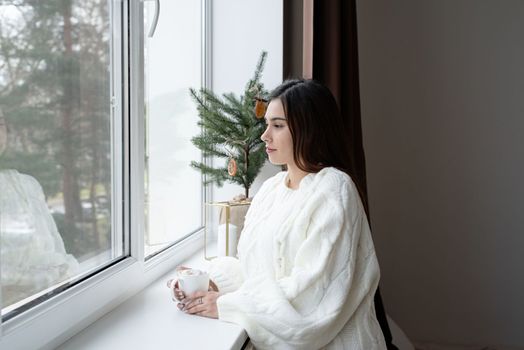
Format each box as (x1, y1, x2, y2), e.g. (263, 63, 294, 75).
(267, 157, 284, 166)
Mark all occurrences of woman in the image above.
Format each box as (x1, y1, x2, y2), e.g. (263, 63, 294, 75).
(172, 79, 386, 349)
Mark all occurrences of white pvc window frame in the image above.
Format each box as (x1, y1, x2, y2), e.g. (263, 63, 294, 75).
(0, 1, 211, 348)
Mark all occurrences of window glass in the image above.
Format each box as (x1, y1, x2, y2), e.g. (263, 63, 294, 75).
(0, 0, 123, 317)
(144, 0, 203, 257)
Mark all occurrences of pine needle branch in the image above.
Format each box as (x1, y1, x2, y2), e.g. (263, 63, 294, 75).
(189, 51, 270, 197)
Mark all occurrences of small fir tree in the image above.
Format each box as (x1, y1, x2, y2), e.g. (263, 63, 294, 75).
(190, 52, 269, 199)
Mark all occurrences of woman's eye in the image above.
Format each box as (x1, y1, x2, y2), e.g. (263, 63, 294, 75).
(264, 123, 284, 129)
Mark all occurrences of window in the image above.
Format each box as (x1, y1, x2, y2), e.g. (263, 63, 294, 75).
(144, 0, 205, 258)
(0, 0, 125, 320)
(0, 0, 209, 347)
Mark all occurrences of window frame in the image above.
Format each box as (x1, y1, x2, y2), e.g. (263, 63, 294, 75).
(0, 0, 211, 348)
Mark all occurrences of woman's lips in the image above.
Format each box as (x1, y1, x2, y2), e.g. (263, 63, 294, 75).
(266, 147, 276, 153)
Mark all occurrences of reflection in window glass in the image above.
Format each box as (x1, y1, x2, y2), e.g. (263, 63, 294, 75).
(0, 0, 122, 316)
(144, 0, 203, 257)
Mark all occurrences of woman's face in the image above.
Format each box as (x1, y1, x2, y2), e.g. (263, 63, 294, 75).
(261, 98, 294, 166)
(0, 116, 7, 156)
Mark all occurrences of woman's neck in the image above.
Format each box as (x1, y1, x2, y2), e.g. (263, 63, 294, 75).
(286, 163, 310, 189)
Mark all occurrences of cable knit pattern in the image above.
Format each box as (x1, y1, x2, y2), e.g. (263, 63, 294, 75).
(209, 167, 386, 350)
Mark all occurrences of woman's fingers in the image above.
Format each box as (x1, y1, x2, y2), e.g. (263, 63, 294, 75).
(184, 300, 214, 318)
(173, 288, 185, 301)
(181, 291, 206, 305)
(180, 291, 219, 319)
(181, 291, 206, 310)
(184, 302, 205, 314)
(208, 279, 219, 292)
(168, 266, 203, 301)
(166, 278, 185, 301)
(167, 278, 180, 289)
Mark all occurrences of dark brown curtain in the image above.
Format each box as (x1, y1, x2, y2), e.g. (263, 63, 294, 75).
(284, 1, 398, 348)
(312, 2, 397, 349)
(312, 0, 368, 211)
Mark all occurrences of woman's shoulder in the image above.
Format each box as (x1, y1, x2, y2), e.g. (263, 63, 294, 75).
(310, 167, 357, 195)
(307, 167, 363, 217)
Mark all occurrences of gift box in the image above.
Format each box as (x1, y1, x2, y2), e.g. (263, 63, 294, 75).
(204, 198, 251, 260)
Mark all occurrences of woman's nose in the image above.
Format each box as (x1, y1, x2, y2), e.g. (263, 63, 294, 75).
(261, 127, 270, 142)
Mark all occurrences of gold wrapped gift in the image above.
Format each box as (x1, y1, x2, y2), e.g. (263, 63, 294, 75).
(204, 199, 251, 260)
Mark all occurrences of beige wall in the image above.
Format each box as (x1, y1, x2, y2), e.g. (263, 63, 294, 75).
(356, 0, 524, 348)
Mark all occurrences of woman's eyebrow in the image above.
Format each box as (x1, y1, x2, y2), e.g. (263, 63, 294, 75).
(264, 117, 287, 122)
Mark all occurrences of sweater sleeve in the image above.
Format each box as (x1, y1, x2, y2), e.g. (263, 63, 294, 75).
(207, 256, 244, 294)
(216, 178, 382, 350)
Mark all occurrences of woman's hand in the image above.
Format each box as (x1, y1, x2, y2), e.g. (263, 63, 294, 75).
(179, 291, 220, 319)
(166, 266, 191, 301)
(167, 265, 219, 302)
(166, 279, 186, 301)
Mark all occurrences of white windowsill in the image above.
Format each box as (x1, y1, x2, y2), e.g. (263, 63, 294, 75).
(56, 251, 248, 350)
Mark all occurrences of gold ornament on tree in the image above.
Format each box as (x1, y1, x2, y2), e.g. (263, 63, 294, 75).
(254, 97, 267, 119)
(251, 82, 268, 119)
(228, 158, 238, 176)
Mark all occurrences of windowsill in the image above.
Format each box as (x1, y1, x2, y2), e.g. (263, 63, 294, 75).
(56, 250, 248, 350)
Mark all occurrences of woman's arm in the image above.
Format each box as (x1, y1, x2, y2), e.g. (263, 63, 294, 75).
(207, 256, 244, 294)
(174, 257, 242, 319)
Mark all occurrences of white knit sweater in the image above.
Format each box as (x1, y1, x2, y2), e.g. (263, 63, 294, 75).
(208, 167, 386, 350)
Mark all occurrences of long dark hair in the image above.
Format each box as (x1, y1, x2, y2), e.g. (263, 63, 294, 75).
(269, 79, 367, 207)
(268, 79, 353, 174)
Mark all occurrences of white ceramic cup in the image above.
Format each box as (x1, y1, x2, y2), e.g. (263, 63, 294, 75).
(176, 269, 209, 296)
